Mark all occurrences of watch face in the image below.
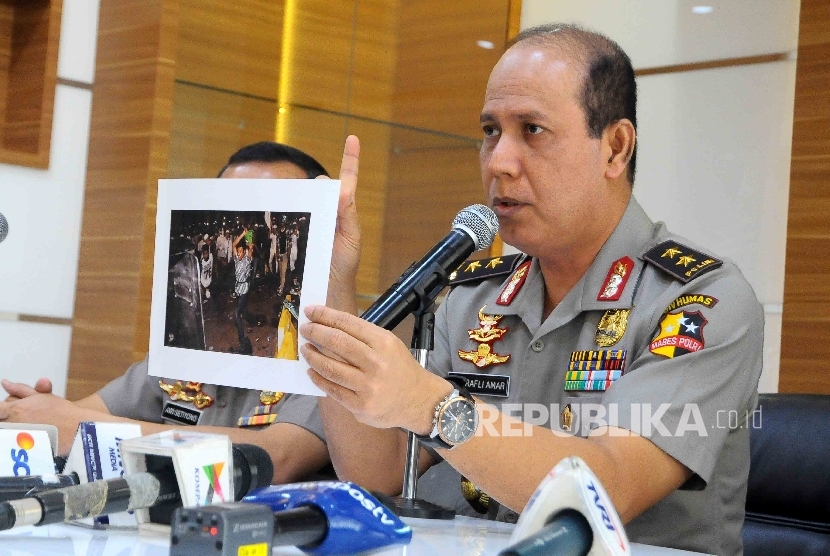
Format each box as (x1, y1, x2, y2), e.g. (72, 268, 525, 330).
(438, 398, 478, 445)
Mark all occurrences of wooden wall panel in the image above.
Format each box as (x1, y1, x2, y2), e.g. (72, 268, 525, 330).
(283, 0, 400, 297)
(68, 0, 178, 399)
(391, 0, 508, 139)
(780, 0, 830, 393)
(381, 135, 483, 290)
(0, 0, 61, 168)
(168, 83, 278, 179)
(176, 0, 282, 101)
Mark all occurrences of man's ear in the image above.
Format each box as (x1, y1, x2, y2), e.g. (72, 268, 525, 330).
(603, 119, 635, 181)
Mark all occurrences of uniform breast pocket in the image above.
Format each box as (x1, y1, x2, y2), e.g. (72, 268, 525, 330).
(559, 393, 604, 438)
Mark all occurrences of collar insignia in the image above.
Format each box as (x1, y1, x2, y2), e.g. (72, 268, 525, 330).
(496, 260, 531, 306)
(597, 256, 634, 301)
(458, 306, 511, 368)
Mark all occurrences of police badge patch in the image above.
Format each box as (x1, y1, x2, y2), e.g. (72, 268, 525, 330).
(649, 310, 708, 358)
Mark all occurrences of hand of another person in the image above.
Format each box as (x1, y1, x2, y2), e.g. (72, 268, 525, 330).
(318, 136, 361, 312)
(300, 304, 451, 434)
(0, 393, 84, 453)
(2, 378, 53, 401)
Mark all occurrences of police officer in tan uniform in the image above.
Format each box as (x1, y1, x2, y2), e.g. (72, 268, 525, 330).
(0, 141, 363, 485)
(300, 24, 763, 556)
(415, 195, 761, 556)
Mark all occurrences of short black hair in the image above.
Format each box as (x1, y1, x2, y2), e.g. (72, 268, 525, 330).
(509, 24, 638, 183)
(218, 141, 329, 179)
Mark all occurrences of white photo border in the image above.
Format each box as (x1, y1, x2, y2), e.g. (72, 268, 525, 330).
(148, 178, 339, 396)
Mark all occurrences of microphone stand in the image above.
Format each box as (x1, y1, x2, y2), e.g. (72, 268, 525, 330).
(391, 306, 455, 520)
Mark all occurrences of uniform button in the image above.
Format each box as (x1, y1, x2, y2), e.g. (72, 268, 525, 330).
(505, 511, 519, 523)
(531, 340, 544, 352)
(217, 397, 227, 408)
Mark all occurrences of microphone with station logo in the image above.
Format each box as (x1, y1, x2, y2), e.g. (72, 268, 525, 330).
(170, 481, 412, 556)
(499, 457, 631, 556)
(0, 442, 273, 531)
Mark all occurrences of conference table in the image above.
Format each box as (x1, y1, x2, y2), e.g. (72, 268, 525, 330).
(0, 515, 709, 555)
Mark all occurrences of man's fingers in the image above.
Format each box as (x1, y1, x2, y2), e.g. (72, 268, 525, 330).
(303, 304, 382, 348)
(303, 343, 360, 389)
(307, 368, 358, 407)
(1, 379, 37, 398)
(34, 378, 53, 394)
(339, 135, 360, 196)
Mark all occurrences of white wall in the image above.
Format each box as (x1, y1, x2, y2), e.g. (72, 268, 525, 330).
(0, 0, 101, 396)
(516, 0, 800, 392)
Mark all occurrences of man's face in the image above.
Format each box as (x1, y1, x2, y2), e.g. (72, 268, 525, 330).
(220, 161, 308, 180)
(236, 246, 245, 259)
(479, 44, 618, 258)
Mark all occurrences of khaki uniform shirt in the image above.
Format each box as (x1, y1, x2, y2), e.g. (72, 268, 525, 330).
(417, 197, 763, 556)
(97, 356, 325, 441)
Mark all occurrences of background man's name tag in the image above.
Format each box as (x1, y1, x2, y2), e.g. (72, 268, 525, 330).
(448, 372, 510, 397)
(162, 402, 202, 426)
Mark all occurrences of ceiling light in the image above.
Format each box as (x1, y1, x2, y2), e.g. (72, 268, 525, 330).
(477, 40, 495, 50)
(692, 6, 713, 14)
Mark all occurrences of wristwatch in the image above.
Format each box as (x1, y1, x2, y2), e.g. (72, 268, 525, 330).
(416, 377, 478, 450)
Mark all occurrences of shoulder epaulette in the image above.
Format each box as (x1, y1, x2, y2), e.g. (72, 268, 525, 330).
(642, 240, 722, 284)
(448, 254, 523, 287)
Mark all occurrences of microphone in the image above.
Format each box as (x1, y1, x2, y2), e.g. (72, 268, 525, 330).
(170, 481, 411, 556)
(0, 443, 273, 530)
(361, 204, 498, 330)
(499, 457, 631, 556)
(0, 211, 7, 243)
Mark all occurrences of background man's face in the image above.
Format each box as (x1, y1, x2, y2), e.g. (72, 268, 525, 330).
(220, 161, 307, 180)
(479, 44, 613, 257)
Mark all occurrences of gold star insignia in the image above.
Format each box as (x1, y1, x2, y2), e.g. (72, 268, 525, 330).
(485, 257, 503, 269)
(465, 260, 482, 272)
(662, 247, 681, 259)
(677, 255, 696, 267)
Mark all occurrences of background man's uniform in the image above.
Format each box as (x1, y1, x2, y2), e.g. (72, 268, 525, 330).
(416, 197, 763, 556)
(97, 356, 324, 439)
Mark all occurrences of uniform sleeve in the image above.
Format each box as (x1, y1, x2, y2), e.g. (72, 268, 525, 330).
(600, 264, 764, 485)
(274, 394, 326, 443)
(427, 287, 456, 379)
(96, 355, 166, 422)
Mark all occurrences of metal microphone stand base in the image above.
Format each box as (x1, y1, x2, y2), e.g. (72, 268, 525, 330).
(390, 496, 456, 520)
(390, 308, 455, 521)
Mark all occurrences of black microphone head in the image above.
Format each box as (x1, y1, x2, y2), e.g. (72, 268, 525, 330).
(0, 212, 8, 243)
(452, 204, 498, 250)
(231, 444, 274, 500)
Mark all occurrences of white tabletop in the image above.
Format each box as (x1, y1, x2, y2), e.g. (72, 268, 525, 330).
(0, 516, 708, 555)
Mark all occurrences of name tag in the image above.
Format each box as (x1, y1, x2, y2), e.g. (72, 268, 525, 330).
(161, 402, 202, 426)
(449, 372, 510, 397)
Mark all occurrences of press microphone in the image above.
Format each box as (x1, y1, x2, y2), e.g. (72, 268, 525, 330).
(361, 204, 498, 330)
(0, 212, 7, 243)
(499, 457, 631, 556)
(0, 443, 273, 530)
(171, 481, 411, 556)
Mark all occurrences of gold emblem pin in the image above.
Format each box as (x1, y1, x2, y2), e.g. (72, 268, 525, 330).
(595, 309, 631, 347)
(260, 391, 285, 406)
(458, 307, 511, 368)
(560, 404, 573, 432)
(159, 380, 214, 409)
